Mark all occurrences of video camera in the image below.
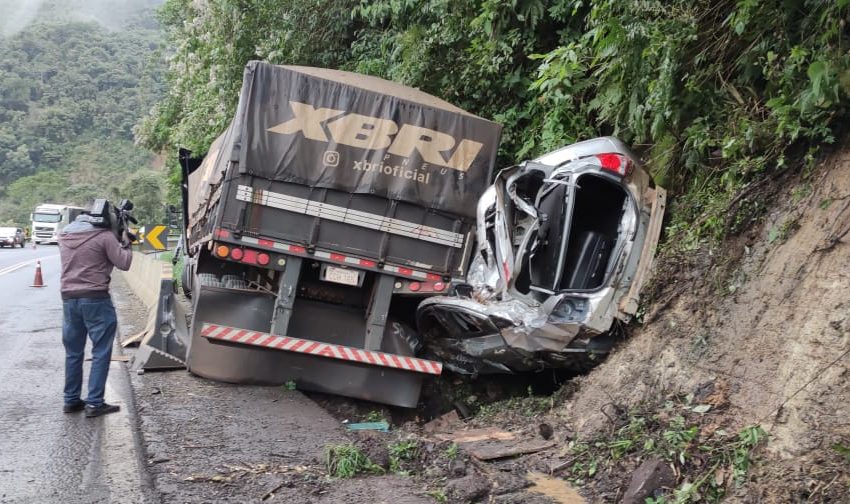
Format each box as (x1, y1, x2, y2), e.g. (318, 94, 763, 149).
(89, 199, 138, 244)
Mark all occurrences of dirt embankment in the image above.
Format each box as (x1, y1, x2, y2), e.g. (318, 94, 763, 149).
(551, 150, 850, 501)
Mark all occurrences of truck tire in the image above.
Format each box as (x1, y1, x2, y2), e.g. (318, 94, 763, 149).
(196, 272, 223, 288)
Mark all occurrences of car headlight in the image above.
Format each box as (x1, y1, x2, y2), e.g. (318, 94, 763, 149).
(550, 296, 589, 323)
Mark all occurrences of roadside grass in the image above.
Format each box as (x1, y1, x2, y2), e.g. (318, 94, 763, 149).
(324, 443, 383, 479)
(564, 396, 766, 503)
(157, 250, 184, 291)
(388, 439, 419, 475)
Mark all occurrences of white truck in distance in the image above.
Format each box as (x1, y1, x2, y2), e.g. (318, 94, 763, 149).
(31, 204, 86, 244)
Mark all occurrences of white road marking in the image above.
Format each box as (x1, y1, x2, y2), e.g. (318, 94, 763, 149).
(0, 255, 59, 277)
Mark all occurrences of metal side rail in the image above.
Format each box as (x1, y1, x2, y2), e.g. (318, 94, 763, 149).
(201, 323, 442, 375)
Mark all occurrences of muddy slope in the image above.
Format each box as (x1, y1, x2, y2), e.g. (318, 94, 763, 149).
(559, 151, 850, 500)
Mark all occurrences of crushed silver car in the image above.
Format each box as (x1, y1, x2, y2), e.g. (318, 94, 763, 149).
(417, 137, 666, 375)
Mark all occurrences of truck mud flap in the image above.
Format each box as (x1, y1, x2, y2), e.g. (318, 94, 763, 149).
(186, 285, 434, 408)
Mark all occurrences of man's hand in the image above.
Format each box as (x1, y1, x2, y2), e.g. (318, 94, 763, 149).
(121, 229, 133, 248)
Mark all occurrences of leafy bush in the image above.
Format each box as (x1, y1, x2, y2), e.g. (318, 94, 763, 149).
(143, 0, 850, 244)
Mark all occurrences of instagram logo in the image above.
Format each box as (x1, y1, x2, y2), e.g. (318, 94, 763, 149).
(323, 150, 340, 167)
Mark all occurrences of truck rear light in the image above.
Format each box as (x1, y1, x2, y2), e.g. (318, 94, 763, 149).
(242, 249, 258, 264)
(434, 282, 445, 291)
(215, 245, 230, 257)
(409, 282, 421, 292)
(596, 153, 632, 177)
(257, 253, 270, 266)
(230, 248, 244, 260)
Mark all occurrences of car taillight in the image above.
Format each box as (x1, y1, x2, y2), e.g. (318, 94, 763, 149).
(596, 153, 632, 177)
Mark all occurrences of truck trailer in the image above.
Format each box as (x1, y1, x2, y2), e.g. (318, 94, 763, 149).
(180, 62, 502, 407)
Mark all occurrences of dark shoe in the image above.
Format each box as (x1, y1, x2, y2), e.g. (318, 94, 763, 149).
(85, 403, 120, 418)
(63, 400, 86, 413)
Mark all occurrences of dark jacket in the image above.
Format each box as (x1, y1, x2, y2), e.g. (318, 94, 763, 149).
(58, 216, 133, 300)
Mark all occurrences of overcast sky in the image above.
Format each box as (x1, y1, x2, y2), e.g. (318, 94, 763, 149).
(0, 0, 163, 37)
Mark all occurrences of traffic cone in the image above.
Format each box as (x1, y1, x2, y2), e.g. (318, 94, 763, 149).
(31, 261, 46, 288)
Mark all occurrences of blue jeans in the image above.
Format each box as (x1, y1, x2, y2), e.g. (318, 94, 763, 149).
(62, 297, 118, 407)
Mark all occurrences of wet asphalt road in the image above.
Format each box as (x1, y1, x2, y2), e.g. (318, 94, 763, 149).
(0, 244, 150, 503)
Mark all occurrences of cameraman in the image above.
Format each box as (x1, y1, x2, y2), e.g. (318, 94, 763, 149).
(58, 208, 132, 418)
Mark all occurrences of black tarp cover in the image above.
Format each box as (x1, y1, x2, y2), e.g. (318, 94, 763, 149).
(216, 61, 501, 219)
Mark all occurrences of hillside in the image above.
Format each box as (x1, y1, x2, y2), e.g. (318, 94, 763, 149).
(135, 1, 850, 502)
(0, 11, 163, 226)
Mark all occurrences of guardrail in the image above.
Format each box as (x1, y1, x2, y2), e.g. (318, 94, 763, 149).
(118, 251, 188, 370)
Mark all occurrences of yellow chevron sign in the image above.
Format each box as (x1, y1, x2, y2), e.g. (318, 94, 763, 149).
(143, 225, 168, 251)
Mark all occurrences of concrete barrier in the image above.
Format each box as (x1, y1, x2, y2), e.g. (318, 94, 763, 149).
(118, 251, 188, 370)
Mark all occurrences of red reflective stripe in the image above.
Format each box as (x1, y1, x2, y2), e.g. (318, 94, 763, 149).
(318, 345, 335, 357)
(216, 327, 233, 339)
(290, 245, 306, 254)
(390, 354, 403, 368)
(290, 340, 306, 352)
(377, 352, 390, 367)
(201, 324, 217, 336)
(398, 267, 413, 276)
(228, 330, 247, 341)
(363, 350, 377, 364)
(330, 253, 346, 262)
(426, 273, 441, 281)
(303, 342, 320, 354)
(258, 239, 274, 247)
(257, 334, 276, 347)
(338, 346, 352, 360)
(244, 332, 263, 345)
(404, 357, 417, 371)
(215, 229, 230, 239)
(359, 259, 376, 268)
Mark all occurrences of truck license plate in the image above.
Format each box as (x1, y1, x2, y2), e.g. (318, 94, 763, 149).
(322, 265, 361, 286)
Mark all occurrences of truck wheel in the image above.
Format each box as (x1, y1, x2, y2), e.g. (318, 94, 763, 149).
(196, 272, 223, 288)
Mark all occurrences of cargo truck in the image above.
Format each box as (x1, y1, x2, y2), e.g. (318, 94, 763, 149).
(180, 62, 501, 407)
(31, 204, 87, 244)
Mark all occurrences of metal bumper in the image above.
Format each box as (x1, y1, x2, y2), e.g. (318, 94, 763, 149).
(186, 285, 437, 408)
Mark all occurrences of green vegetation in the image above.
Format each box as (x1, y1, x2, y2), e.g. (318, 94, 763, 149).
(142, 0, 850, 248)
(324, 443, 383, 479)
(425, 489, 448, 503)
(388, 439, 419, 474)
(0, 13, 163, 226)
(475, 386, 554, 420)
(564, 397, 766, 503)
(443, 442, 458, 461)
(363, 410, 387, 423)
